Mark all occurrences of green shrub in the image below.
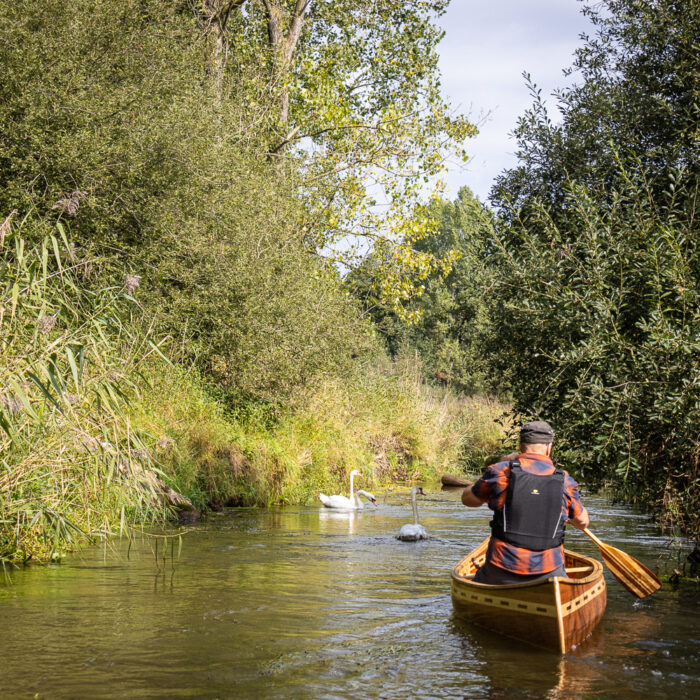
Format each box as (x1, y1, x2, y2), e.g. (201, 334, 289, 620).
(487, 169, 699, 536)
(0, 0, 376, 405)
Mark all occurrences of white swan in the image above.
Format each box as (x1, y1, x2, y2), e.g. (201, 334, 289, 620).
(396, 486, 428, 541)
(319, 470, 377, 509)
(319, 489, 377, 510)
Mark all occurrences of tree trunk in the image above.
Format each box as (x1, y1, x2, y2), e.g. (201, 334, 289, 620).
(261, 0, 311, 132)
(199, 0, 247, 100)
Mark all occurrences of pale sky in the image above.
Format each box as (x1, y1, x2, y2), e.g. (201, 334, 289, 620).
(437, 0, 594, 203)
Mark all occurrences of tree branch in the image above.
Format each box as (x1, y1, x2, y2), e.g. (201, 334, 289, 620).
(284, 0, 312, 64)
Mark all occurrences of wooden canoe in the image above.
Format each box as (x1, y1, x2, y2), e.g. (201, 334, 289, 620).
(451, 538, 606, 653)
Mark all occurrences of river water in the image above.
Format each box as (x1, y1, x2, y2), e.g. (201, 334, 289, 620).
(1, 487, 697, 698)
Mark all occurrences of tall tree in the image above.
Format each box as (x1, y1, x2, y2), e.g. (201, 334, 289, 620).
(492, 0, 699, 219)
(194, 1, 247, 95)
(213, 1, 476, 310)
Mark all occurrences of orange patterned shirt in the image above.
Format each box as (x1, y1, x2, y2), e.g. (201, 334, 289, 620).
(471, 452, 585, 574)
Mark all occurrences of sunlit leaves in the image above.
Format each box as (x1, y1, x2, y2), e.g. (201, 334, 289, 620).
(220, 0, 476, 308)
(349, 187, 496, 393)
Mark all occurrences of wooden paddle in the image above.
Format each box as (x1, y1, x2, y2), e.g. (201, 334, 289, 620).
(583, 528, 661, 598)
(441, 473, 471, 487)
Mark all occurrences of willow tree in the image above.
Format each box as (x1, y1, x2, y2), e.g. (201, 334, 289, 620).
(198, 0, 476, 314)
(487, 0, 700, 535)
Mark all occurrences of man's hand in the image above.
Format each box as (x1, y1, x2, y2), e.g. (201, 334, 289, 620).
(461, 484, 483, 507)
(568, 507, 590, 530)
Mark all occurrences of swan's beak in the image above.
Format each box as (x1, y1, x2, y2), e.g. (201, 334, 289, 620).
(371, 499, 377, 505)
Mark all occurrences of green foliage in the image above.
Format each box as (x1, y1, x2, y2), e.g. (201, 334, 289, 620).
(0, 1, 503, 563)
(489, 165, 699, 535)
(149, 183, 376, 403)
(0, 0, 477, 350)
(0, 213, 507, 563)
(0, 0, 377, 403)
(0, 0, 205, 240)
(132, 354, 508, 508)
(492, 0, 699, 218)
(350, 187, 497, 395)
(204, 0, 477, 311)
(482, 0, 700, 537)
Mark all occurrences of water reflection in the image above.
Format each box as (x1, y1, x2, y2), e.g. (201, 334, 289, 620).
(318, 507, 358, 535)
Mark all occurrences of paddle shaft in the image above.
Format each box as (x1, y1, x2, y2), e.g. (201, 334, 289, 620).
(583, 528, 605, 549)
(441, 474, 472, 487)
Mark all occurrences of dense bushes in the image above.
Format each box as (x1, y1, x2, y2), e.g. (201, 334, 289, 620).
(0, 1, 495, 565)
(0, 0, 376, 403)
(487, 170, 699, 536)
(0, 215, 508, 564)
(485, 0, 699, 536)
(353, 1, 700, 537)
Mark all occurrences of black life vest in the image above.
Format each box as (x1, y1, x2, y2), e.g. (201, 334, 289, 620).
(490, 460, 566, 551)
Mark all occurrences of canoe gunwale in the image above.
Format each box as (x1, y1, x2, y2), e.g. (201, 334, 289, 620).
(451, 543, 604, 590)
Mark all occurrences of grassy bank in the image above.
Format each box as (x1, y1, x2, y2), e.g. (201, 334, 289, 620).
(132, 358, 507, 512)
(0, 217, 507, 565)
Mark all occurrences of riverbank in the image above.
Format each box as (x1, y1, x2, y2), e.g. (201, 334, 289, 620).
(132, 360, 508, 512)
(0, 219, 507, 563)
(8, 216, 693, 575)
(2, 347, 508, 564)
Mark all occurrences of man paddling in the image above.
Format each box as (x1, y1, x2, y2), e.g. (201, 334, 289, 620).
(461, 420, 590, 584)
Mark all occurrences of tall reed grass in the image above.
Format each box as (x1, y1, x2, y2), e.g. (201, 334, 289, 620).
(0, 213, 169, 564)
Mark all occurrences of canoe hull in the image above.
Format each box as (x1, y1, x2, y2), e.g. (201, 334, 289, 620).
(451, 538, 606, 653)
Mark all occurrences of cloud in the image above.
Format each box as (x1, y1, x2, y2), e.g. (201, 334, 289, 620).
(438, 0, 593, 202)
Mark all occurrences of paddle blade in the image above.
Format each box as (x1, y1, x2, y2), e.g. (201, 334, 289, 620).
(597, 542, 662, 598)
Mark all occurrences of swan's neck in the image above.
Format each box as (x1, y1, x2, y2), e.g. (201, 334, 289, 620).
(411, 490, 419, 525)
(354, 491, 364, 509)
(350, 473, 355, 501)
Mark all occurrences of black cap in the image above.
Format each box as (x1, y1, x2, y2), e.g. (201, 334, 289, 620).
(520, 420, 554, 444)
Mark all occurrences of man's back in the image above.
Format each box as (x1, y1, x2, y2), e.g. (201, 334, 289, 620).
(471, 452, 584, 575)
(460, 421, 590, 585)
